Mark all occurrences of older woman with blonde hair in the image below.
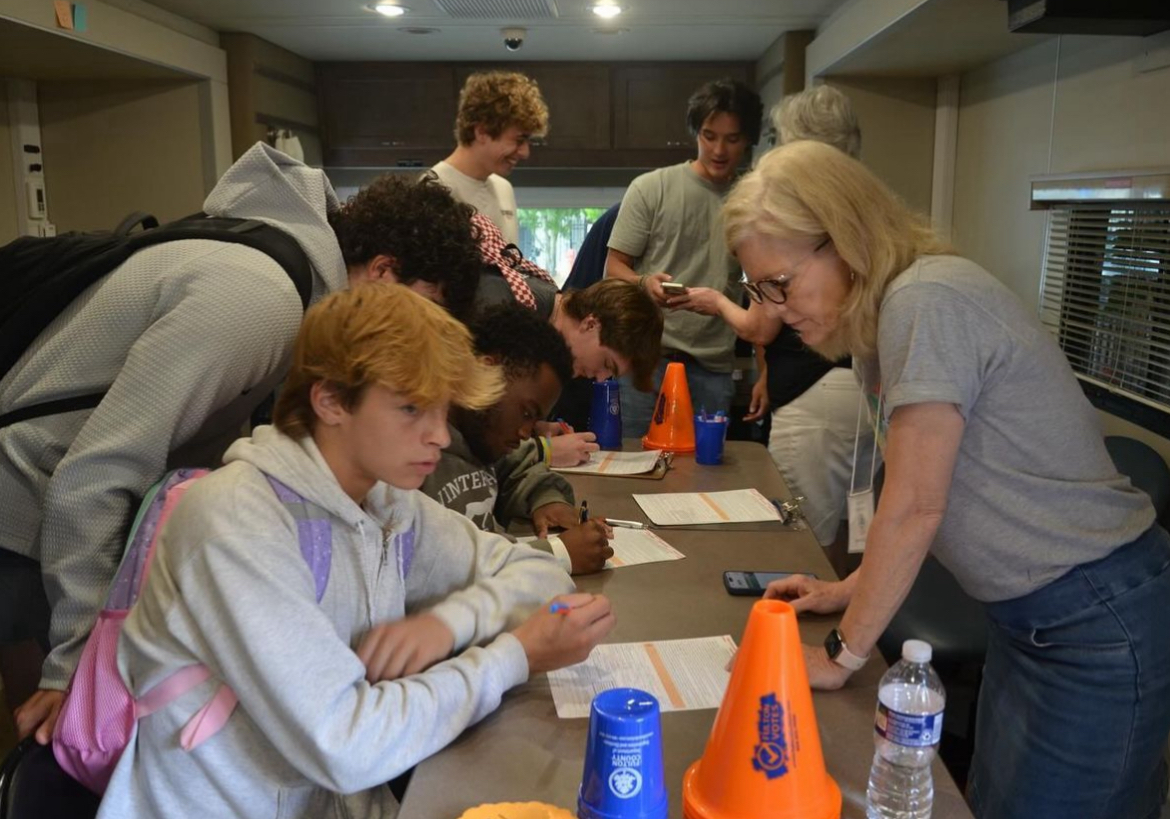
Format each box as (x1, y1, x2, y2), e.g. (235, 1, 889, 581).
(727, 139, 1170, 819)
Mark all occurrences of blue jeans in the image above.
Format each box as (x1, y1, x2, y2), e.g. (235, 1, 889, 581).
(969, 524, 1170, 819)
(619, 356, 735, 440)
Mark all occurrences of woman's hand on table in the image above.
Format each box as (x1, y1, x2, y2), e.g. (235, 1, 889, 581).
(801, 643, 853, 690)
(763, 574, 851, 614)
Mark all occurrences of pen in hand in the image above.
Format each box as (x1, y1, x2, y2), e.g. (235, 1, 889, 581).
(579, 499, 589, 524)
(549, 602, 571, 615)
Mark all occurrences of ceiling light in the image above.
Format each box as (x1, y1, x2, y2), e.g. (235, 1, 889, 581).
(369, 3, 409, 16)
(591, 4, 622, 18)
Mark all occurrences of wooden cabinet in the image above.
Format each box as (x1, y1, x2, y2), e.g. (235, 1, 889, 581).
(318, 61, 753, 169)
(318, 63, 455, 166)
(612, 63, 753, 150)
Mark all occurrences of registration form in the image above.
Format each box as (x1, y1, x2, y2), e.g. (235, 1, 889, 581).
(547, 635, 737, 719)
(554, 449, 664, 476)
(633, 488, 782, 526)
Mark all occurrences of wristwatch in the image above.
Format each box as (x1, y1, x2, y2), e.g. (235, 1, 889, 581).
(824, 628, 869, 671)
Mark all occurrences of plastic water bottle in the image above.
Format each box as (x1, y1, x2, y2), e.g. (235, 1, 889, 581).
(865, 639, 946, 819)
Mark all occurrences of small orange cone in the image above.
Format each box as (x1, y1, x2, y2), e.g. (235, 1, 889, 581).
(682, 599, 841, 819)
(642, 362, 696, 454)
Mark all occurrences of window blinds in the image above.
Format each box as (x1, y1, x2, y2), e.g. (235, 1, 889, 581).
(1039, 202, 1170, 411)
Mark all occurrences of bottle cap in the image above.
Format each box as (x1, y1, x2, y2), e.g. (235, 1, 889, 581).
(902, 639, 932, 664)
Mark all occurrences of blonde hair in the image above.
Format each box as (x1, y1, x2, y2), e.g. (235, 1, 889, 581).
(274, 284, 504, 438)
(724, 140, 950, 360)
(773, 85, 861, 159)
(455, 71, 549, 145)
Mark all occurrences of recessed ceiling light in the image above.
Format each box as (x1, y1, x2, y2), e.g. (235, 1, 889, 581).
(368, 3, 409, 16)
(591, 4, 622, 18)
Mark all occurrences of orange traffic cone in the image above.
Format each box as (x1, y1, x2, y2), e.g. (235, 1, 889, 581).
(682, 599, 841, 819)
(641, 362, 696, 454)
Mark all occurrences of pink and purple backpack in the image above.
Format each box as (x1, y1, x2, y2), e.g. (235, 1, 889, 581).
(52, 468, 335, 794)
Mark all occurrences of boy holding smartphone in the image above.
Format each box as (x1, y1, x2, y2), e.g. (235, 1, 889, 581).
(604, 78, 763, 436)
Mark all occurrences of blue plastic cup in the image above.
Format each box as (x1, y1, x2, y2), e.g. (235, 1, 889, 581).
(589, 379, 623, 451)
(694, 416, 728, 465)
(578, 688, 667, 819)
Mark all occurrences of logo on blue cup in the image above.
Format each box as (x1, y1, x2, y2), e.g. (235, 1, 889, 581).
(752, 693, 791, 780)
(609, 767, 643, 798)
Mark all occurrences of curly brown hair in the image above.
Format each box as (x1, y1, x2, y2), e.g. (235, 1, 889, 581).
(455, 71, 549, 145)
(329, 174, 484, 320)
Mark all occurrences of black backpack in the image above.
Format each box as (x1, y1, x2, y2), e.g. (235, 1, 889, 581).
(0, 212, 314, 428)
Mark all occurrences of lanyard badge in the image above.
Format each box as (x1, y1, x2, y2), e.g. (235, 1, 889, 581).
(847, 387, 882, 554)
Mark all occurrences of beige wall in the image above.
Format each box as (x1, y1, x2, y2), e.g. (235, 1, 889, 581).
(827, 76, 937, 215)
(953, 34, 1170, 453)
(39, 80, 208, 232)
(0, 83, 16, 244)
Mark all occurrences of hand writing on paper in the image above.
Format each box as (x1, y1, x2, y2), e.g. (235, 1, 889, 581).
(558, 520, 615, 575)
(532, 502, 580, 536)
(549, 432, 600, 467)
(512, 593, 615, 674)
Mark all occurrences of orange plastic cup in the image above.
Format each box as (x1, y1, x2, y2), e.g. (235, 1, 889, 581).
(682, 599, 841, 819)
(641, 362, 696, 454)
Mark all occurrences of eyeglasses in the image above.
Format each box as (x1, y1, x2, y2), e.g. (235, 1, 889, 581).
(741, 237, 831, 305)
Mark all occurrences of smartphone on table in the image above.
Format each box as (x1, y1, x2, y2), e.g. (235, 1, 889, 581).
(723, 570, 816, 596)
(660, 281, 688, 296)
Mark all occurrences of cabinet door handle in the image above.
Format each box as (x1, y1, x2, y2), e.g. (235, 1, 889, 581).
(380, 140, 406, 147)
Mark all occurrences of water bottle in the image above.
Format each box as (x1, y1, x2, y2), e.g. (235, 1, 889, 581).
(865, 639, 946, 819)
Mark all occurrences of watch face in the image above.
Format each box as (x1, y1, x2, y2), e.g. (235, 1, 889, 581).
(824, 628, 844, 659)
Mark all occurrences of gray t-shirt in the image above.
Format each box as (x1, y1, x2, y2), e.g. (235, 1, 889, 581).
(431, 160, 520, 245)
(857, 255, 1153, 602)
(608, 163, 741, 372)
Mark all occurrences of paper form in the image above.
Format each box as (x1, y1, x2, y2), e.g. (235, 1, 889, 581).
(632, 488, 782, 526)
(516, 529, 684, 569)
(605, 527, 684, 568)
(554, 449, 663, 476)
(547, 635, 737, 719)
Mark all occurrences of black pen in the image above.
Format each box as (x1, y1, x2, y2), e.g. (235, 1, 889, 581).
(579, 499, 589, 524)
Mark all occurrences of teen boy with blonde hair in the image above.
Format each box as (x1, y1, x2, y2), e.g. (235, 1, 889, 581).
(97, 284, 613, 819)
(432, 71, 549, 244)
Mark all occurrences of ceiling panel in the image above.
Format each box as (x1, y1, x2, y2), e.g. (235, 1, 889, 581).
(136, 0, 842, 61)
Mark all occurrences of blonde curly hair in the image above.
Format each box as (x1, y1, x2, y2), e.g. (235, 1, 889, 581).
(455, 71, 549, 145)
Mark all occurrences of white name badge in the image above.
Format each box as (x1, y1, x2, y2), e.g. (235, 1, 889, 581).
(847, 488, 874, 554)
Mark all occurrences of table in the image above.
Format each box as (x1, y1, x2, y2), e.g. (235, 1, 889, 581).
(400, 441, 973, 818)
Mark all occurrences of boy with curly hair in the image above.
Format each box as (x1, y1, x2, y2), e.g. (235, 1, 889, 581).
(2, 144, 486, 743)
(96, 284, 612, 818)
(424, 305, 614, 575)
(432, 71, 549, 244)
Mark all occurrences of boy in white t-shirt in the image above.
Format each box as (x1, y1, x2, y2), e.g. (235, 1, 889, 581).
(432, 71, 548, 244)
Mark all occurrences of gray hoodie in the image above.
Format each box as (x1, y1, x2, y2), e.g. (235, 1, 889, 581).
(97, 425, 572, 819)
(0, 143, 348, 688)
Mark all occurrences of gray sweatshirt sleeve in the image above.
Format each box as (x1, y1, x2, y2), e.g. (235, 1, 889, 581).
(160, 521, 531, 794)
(492, 439, 575, 526)
(406, 493, 575, 648)
(38, 250, 301, 688)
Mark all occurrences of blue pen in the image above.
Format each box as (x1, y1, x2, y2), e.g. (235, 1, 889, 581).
(549, 602, 570, 615)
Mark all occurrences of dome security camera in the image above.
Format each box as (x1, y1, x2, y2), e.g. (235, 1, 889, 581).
(501, 27, 526, 51)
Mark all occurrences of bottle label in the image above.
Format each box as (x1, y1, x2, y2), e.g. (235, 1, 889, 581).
(875, 703, 944, 747)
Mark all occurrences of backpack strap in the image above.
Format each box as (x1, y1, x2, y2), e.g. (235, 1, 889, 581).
(134, 472, 333, 751)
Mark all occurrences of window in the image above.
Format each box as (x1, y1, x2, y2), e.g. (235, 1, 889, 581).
(516, 207, 609, 287)
(1040, 201, 1170, 412)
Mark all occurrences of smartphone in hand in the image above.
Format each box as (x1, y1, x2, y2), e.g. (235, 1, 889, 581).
(723, 570, 816, 596)
(660, 281, 688, 296)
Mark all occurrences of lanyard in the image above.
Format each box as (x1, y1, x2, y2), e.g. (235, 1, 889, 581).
(849, 385, 882, 495)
